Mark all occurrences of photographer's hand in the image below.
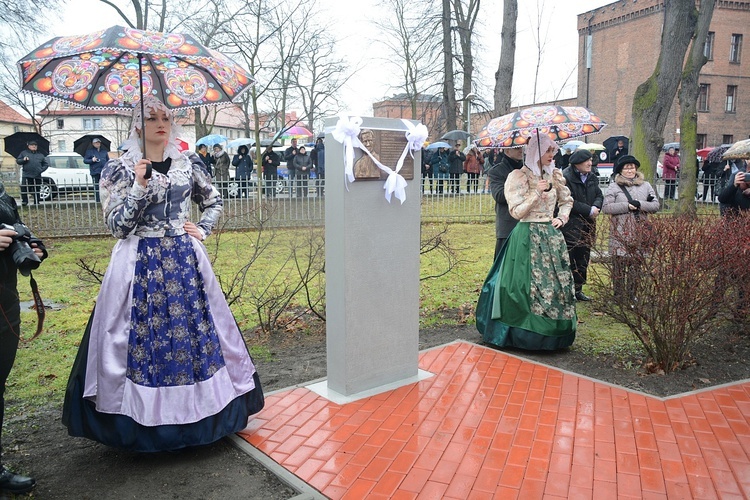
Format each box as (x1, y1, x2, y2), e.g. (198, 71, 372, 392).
(30, 243, 44, 258)
(0, 228, 17, 250)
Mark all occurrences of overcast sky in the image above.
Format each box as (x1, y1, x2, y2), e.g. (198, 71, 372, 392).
(48, 0, 613, 116)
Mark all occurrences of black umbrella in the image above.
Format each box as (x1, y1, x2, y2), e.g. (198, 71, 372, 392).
(3, 131, 49, 157)
(662, 142, 680, 151)
(441, 129, 472, 141)
(603, 135, 628, 152)
(706, 144, 733, 164)
(73, 135, 112, 157)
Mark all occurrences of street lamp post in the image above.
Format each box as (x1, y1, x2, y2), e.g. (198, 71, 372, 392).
(464, 93, 477, 140)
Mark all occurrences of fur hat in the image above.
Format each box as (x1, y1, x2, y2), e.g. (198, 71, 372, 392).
(569, 149, 592, 166)
(614, 154, 640, 175)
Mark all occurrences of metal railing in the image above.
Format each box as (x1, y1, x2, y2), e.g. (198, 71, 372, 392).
(5, 175, 720, 238)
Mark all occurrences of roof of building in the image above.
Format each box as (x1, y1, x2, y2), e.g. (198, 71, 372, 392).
(0, 100, 33, 125)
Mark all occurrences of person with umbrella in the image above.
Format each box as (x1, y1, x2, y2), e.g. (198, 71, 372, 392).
(82, 138, 109, 203)
(212, 144, 231, 197)
(448, 142, 466, 194)
(15, 140, 48, 207)
(196, 144, 214, 177)
(476, 131, 577, 350)
(62, 97, 264, 452)
(231, 145, 253, 198)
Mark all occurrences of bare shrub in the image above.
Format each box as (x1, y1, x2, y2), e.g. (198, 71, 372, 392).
(589, 213, 750, 372)
(420, 224, 461, 280)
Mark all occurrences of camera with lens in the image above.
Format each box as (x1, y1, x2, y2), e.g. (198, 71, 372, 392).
(1, 223, 41, 276)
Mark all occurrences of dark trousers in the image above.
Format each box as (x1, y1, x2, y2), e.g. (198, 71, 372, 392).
(263, 173, 278, 197)
(316, 173, 325, 197)
(567, 243, 591, 291)
(0, 288, 21, 459)
(21, 177, 42, 205)
(91, 173, 101, 202)
(295, 175, 309, 198)
(466, 173, 480, 193)
(449, 173, 461, 193)
(701, 174, 717, 201)
(612, 256, 639, 303)
(664, 179, 677, 200)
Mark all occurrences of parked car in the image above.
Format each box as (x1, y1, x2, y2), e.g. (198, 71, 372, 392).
(23, 152, 95, 201)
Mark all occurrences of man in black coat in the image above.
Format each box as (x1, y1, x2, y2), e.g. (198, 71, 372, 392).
(561, 149, 603, 301)
(15, 141, 48, 206)
(488, 147, 524, 258)
(448, 143, 466, 194)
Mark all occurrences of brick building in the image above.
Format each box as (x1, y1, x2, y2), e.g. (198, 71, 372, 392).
(577, 0, 750, 148)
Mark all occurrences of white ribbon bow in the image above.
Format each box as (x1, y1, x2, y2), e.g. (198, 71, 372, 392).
(331, 115, 363, 183)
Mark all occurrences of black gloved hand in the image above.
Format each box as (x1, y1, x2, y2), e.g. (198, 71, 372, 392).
(630, 199, 641, 209)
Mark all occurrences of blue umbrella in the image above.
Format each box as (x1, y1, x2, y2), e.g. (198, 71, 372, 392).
(426, 141, 451, 150)
(227, 137, 255, 148)
(196, 134, 228, 146)
(561, 140, 586, 152)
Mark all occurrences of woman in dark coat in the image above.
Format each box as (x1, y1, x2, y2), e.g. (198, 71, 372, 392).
(560, 149, 603, 301)
(231, 145, 253, 197)
(292, 146, 313, 197)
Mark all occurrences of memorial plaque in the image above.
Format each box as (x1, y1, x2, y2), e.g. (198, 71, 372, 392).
(353, 129, 414, 180)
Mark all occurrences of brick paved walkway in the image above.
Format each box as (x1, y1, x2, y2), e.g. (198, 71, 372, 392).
(238, 341, 750, 499)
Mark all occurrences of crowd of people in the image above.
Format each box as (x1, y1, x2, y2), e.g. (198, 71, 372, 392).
(192, 135, 325, 199)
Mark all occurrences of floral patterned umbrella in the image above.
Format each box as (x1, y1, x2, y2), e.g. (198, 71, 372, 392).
(474, 105, 606, 148)
(17, 25, 254, 110)
(722, 139, 750, 160)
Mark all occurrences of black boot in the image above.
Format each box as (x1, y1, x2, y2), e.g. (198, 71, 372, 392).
(575, 285, 591, 302)
(0, 467, 36, 494)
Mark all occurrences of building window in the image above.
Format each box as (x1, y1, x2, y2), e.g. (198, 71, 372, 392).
(730, 34, 742, 63)
(723, 135, 734, 145)
(57, 140, 66, 151)
(726, 85, 737, 113)
(698, 84, 710, 112)
(696, 134, 707, 149)
(13, 125, 20, 133)
(82, 118, 102, 130)
(56, 118, 64, 129)
(704, 32, 714, 60)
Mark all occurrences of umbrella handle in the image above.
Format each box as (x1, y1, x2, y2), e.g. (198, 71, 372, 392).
(145, 164, 152, 179)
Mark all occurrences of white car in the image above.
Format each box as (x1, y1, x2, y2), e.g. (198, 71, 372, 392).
(23, 152, 95, 201)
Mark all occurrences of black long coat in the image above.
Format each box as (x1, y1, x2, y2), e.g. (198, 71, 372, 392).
(560, 165, 603, 246)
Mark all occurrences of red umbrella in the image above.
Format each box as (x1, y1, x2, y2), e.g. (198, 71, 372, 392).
(696, 147, 712, 160)
(176, 138, 189, 152)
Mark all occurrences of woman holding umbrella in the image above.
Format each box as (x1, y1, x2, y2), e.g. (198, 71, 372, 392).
(476, 131, 577, 350)
(62, 97, 264, 452)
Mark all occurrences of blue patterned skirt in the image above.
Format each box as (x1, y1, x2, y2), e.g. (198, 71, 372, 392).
(63, 234, 264, 452)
